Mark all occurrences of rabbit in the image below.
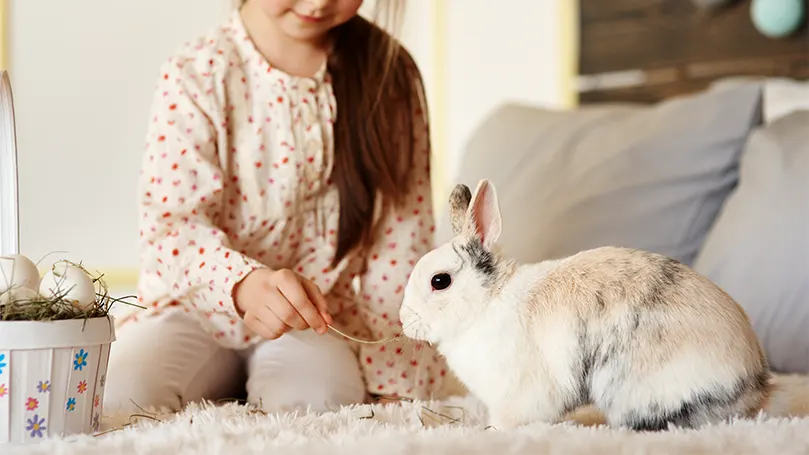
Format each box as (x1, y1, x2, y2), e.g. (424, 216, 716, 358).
(399, 179, 772, 431)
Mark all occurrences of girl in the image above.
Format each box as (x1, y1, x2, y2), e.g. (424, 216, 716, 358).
(104, 0, 451, 414)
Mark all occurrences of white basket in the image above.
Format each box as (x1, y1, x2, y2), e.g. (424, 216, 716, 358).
(0, 316, 116, 444)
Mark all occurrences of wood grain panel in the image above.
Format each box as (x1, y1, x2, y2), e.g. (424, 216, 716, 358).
(577, 0, 809, 103)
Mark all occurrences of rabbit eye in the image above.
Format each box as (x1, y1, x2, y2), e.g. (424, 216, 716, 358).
(430, 273, 452, 291)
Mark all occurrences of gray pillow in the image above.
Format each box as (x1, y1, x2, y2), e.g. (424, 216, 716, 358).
(693, 111, 809, 374)
(437, 81, 763, 267)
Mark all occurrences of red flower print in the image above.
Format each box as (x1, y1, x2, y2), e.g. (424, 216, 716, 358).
(77, 381, 87, 394)
(26, 397, 39, 411)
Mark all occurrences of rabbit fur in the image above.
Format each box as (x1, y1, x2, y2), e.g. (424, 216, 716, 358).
(399, 179, 771, 431)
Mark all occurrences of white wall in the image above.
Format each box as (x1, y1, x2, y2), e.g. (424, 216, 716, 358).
(9, 0, 233, 272)
(444, 0, 570, 184)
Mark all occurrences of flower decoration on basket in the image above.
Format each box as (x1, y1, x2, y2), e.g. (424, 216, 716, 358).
(0, 253, 139, 321)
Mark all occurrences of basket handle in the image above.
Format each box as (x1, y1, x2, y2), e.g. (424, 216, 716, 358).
(0, 69, 20, 256)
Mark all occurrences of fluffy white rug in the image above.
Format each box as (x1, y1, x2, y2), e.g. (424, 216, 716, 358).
(6, 374, 809, 455)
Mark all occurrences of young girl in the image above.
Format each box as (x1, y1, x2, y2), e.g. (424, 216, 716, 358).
(104, 0, 452, 414)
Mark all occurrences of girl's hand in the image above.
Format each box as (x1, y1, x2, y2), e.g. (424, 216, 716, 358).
(234, 268, 333, 340)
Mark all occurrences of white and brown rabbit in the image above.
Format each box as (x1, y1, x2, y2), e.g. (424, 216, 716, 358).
(399, 179, 771, 431)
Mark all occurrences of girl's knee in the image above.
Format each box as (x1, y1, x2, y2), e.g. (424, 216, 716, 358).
(103, 362, 183, 414)
(246, 373, 365, 413)
(103, 309, 244, 413)
(246, 332, 366, 412)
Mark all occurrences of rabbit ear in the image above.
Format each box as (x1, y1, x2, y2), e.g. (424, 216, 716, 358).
(466, 179, 502, 250)
(448, 183, 472, 235)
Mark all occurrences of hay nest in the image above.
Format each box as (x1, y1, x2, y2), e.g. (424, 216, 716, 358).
(0, 257, 140, 322)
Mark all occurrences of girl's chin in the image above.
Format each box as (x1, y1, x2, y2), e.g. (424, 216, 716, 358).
(280, 15, 331, 40)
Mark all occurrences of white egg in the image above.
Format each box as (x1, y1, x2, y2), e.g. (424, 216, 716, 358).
(0, 254, 41, 303)
(39, 262, 97, 310)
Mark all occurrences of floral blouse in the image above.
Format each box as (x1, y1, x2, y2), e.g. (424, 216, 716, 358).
(125, 10, 449, 399)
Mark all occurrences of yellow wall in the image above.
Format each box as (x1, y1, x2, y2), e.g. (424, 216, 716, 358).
(430, 0, 449, 212)
(0, 0, 7, 69)
(561, 0, 580, 110)
(92, 268, 139, 293)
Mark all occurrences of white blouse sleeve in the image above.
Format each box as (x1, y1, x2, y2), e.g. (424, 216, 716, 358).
(137, 57, 264, 348)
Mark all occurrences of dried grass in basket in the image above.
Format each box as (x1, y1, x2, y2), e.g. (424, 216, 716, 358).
(0, 259, 142, 322)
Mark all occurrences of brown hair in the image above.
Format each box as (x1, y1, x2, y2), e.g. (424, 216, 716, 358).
(327, 2, 424, 265)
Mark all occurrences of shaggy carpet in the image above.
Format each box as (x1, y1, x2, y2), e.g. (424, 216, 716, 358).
(5, 374, 809, 455)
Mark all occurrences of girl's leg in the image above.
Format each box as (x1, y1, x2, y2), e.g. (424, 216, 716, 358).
(244, 329, 366, 412)
(104, 308, 244, 414)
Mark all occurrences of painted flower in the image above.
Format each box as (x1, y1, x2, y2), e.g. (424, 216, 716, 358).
(66, 397, 76, 412)
(0, 354, 6, 374)
(94, 394, 100, 408)
(77, 380, 87, 394)
(92, 413, 101, 432)
(0, 384, 7, 398)
(99, 374, 106, 388)
(25, 397, 39, 411)
(37, 381, 50, 393)
(26, 415, 46, 438)
(73, 349, 88, 371)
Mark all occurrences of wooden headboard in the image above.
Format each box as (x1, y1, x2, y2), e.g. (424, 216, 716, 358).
(577, 0, 809, 104)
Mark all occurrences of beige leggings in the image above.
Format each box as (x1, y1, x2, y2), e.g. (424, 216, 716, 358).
(103, 308, 366, 414)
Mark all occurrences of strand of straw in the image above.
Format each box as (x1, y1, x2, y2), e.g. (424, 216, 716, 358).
(327, 324, 402, 344)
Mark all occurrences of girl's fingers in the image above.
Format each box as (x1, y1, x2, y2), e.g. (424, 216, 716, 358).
(266, 286, 309, 331)
(277, 276, 329, 334)
(245, 312, 288, 340)
(300, 278, 333, 326)
(264, 314, 292, 340)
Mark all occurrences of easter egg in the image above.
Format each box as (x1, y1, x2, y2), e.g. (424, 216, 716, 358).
(39, 262, 97, 311)
(0, 254, 41, 303)
(751, 0, 805, 38)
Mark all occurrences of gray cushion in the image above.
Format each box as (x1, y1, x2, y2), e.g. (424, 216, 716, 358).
(436, 81, 763, 267)
(693, 111, 809, 374)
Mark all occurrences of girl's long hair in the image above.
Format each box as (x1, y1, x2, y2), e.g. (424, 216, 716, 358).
(326, 1, 424, 264)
